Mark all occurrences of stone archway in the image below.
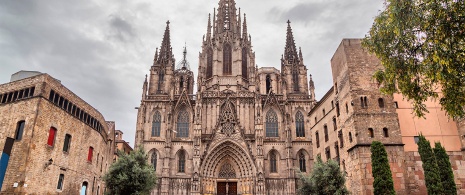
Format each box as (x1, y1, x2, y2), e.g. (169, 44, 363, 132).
(200, 141, 256, 195)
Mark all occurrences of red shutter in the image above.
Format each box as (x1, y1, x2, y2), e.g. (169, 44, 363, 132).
(88, 147, 93, 162)
(47, 127, 56, 146)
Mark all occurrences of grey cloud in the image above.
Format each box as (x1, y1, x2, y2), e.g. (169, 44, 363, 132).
(108, 15, 136, 42)
(0, 0, 385, 147)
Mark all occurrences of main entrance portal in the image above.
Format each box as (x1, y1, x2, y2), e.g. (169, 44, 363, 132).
(217, 182, 237, 195)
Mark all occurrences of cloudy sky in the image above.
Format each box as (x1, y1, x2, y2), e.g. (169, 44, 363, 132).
(0, 0, 384, 147)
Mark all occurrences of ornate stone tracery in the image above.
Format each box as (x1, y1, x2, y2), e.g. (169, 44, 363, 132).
(220, 98, 237, 136)
(218, 162, 236, 178)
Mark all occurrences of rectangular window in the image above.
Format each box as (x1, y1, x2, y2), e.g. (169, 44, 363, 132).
(58, 96, 64, 107)
(47, 127, 57, 146)
(57, 174, 64, 190)
(49, 90, 55, 101)
(29, 87, 35, 96)
(13, 91, 18, 101)
(15, 121, 25, 141)
(88, 147, 94, 162)
(18, 90, 24, 99)
(325, 147, 331, 160)
(53, 93, 59, 104)
(324, 125, 329, 142)
(63, 134, 71, 152)
(63, 99, 68, 110)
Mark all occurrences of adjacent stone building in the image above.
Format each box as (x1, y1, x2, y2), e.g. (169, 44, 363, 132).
(114, 130, 133, 161)
(0, 71, 115, 195)
(310, 39, 465, 195)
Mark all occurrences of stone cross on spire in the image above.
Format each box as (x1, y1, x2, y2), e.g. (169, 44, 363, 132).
(284, 20, 299, 64)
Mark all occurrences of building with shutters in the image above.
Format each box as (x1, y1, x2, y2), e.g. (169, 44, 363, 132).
(0, 71, 115, 195)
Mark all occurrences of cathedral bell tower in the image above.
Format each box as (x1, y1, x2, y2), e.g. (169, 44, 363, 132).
(148, 21, 175, 96)
(174, 45, 195, 95)
(198, 0, 256, 93)
(281, 20, 310, 98)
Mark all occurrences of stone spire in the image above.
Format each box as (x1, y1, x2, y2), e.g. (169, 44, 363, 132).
(216, 0, 238, 34)
(206, 13, 212, 41)
(157, 21, 173, 65)
(299, 47, 303, 64)
(309, 74, 315, 101)
(284, 20, 299, 64)
(142, 74, 148, 99)
(213, 8, 217, 37)
(176, 43, 190, 70)
(242, 13, 248, 41)
(237, 8, 241, 38)
(153, 47, 158, 66)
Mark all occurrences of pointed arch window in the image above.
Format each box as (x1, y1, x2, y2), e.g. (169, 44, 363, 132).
(292, 68, 299, 92)
(152, 111, 161, 137)
(299, 152, 306, 172)
(266, 110, 278, 137)
(151, 152, 157, 171)
(266, 75, 271, 94)
(207, 48, 213, 79)
(179, 76, 184, 92)
(157, 70, 164, 94)
(295, 111, 305, 137)
(270, 151, 277, 173)
(176, 110, 189, 137)
(178, 150, 186, 173)
(242, 47, 248, 79)
(223, 44, 232, 75)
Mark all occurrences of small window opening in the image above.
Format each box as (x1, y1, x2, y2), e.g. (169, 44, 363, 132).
(378, 98, 385, 108)
(368, 128, 374, 138)
(383, 128, 389, 137)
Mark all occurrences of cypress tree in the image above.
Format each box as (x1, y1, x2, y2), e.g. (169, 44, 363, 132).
(370, 141, 395, 195)
(433, 142, 457, 195)
(417, 134, 443, 194)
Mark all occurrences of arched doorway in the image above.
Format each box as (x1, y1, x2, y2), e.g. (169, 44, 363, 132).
(200, 141, 256, 195)
(216, 161, 238, 195)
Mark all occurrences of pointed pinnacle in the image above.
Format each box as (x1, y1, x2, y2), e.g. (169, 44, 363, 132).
(206, 13, 212, 39)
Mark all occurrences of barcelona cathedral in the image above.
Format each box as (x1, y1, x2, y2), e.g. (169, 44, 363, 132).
(135, 0, 314, 194)
(135, 0, 465, 195)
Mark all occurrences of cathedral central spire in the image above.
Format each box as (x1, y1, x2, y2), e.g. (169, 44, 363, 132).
(216, 0, 238, 34)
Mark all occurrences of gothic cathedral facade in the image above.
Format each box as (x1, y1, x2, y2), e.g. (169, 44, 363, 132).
(134, 0, 316, 194)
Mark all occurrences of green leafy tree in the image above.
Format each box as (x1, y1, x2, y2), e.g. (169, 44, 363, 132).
(298, 155, 349, 195)
(371, 141, 395, 195)
(363, 0, 465, 118)
(417, 135, 443, 194)
(103, 147, 157, 195)
(433, 142, 457, 195)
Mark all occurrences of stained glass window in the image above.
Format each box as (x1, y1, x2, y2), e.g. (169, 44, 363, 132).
(151, 152, 157, 170)
(266, 110, 278, 137)
(270, 151, 277, 173)
(295, 111, 305, 137)
(178, 150, 185, 173)
(223, 44, 232, 75)
(242, 47, 248, 78)
(207, 48, 213, 79)
(176, 110, 189, 137)
(152, 111, 161, 137)
(299, 152, 306, 172)
(158, 70, 164, 94)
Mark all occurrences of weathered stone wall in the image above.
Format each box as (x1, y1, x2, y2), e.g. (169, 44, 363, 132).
(0, 74, 114, 195)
